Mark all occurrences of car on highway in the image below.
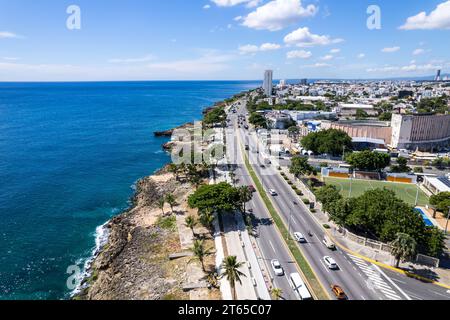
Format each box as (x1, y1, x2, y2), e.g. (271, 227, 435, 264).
(293, 232, 307, 243)
(268, 189, 277, 196)
(323, 256, 339, 270)
(331, 285, 348, 300)
(271, 259, 284, 276)
(323, 235, 336, 250)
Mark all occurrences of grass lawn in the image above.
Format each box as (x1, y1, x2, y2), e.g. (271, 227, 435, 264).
(324, 177, 429, 207)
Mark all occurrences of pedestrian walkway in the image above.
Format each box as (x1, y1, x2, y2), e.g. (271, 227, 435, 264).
(348, 254, 401, 300)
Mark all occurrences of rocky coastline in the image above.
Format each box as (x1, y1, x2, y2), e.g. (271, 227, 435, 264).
(75, 92, 247, 300)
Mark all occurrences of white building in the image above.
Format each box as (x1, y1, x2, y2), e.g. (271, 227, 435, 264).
(263, 70, 273, 97)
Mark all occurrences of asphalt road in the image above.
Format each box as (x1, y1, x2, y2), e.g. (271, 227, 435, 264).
(225, 99, 450, 301)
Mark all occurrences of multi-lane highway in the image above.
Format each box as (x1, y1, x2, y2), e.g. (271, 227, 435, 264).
(225, 98, 450, 301)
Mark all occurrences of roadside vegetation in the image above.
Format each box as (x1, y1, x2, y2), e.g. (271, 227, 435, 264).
(315, 186, 446, 258)
(301, 129, 353, 157)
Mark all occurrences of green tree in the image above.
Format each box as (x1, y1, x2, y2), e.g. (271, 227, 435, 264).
(290, 156, 315, 178)
(220, 256, 246, 300)
(238, 186, 253, 213)
(270, 288, 283, 300)
(288, 126, 300, 139)
(157, 197, 166, 215)
(165, 193, 177, 213)
(301, 129, 353, 157)
(315, 185, 343, 216)
(355, 109, 369, 119)
(203, 107, 226, 126)
(346, 150, 391, 171)
(430, 192, 450, 215)
(199, 209, 215, 232)
(378, 112, 392, 121)
(424, 227, 446, 258)
(390, 233, 417, 268)
(249, 113, 267, 128)
(189, 239, 213, 272)
(185, 215, 198, 238)
(188, 182, 241, 213)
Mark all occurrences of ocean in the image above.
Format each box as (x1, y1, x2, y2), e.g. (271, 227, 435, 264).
(0, 81, 259, 300)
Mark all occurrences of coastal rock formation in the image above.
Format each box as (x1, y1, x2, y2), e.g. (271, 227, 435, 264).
(154, 122, 194, 137)
(75, 167, 193, 300)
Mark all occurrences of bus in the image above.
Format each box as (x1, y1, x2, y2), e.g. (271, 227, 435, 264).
(289, 273, 313, 300)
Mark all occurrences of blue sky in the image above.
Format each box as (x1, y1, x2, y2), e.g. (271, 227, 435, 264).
(0, 0, 449, 81)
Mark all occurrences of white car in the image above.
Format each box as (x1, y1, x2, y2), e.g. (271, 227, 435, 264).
(268, 189, 278, 196)
(323, 256, 339, 270)
(293, 232, 307, 243)
(271, 259, 284, 276)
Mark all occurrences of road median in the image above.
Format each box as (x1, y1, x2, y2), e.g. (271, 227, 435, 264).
(242, 150, 330, 300)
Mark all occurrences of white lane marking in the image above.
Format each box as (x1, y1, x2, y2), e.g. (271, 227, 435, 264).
(268, 240, 276, 254)
(428, 289, 450, 298)
(383, 292, 401, 300)
(319, 260, 331, 273)
(373, 264, 412, 301)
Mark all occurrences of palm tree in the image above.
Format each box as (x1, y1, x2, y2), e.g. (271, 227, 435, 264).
(220, 256, 246, 300)
(165, 193, 177, 213)
(390, 233, 417, 268)
(189, 239, 213, 272)
(199, 209, 215, 232)
(157, 197, 165, 215)
(185, 215, 198, 238)
(238, 186, 253, 213)
(270, 288, 283, 300)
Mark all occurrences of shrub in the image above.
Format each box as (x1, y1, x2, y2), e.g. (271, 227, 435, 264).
(323, 224, 331, 229)
(302, 199, 310, 205)
(296, 190, 304, 196)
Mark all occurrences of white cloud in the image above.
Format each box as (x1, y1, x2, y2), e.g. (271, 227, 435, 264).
(367, 62, 444, 74)
(234, 16, 243, 21)
(357, 53, 365, 59)
(304, 63, 331, 68)
(413, 48, 425, 55)
(381, 46, 400, 53)
(400, 0, 450, 30)
(330, 48, 341, 54)
(238, 44, 259, 54)
(260, 43, 281, 51)
(284, 27, 343, 47)
(242, 0, 318, 31)
(2, 57, 20, 61)
(320, 54, 334, 61)
(239, 43, 281, 54)
(211, 0, 260, 7)
(203, 4, 211, 9)
(0, 31, 21, 39)
(108, 55, 155, 64)
(286, 50, 312, 59)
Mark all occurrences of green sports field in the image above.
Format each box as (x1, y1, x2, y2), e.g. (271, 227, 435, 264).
(324, 177, 429, 207)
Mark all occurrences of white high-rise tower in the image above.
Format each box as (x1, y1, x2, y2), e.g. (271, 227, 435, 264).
(263, 70, 273, 97)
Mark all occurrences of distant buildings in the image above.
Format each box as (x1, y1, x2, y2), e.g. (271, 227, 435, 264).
(263, 70, 273, 97)
(335, 103, 377, 117)
(423, 175, 450, 195)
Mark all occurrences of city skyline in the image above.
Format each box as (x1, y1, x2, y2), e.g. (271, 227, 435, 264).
(0, 0, 450, 81)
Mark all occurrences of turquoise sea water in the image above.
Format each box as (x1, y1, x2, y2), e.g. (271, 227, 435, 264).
(0, 81, 259, 300)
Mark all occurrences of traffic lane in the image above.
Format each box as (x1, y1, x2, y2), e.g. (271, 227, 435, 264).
(247, 137, 421, 301)
(243, 131, 380, 301)
(229, 130, 297, 300)
(383, 268, 450, 300)
(234, 162, 296, 299)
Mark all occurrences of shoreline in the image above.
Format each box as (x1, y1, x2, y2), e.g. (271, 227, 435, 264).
(73, 90, 250, 300)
